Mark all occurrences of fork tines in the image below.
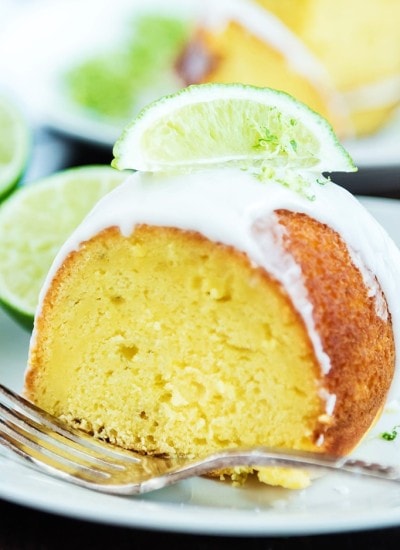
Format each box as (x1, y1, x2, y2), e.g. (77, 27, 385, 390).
(0, 383, 140, 484)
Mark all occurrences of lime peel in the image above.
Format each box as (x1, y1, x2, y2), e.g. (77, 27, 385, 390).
(0, 95, 31, 201)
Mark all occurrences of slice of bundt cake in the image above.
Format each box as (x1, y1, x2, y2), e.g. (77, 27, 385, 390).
(24, 84, 400, 489)
(176, 0, 400, 137)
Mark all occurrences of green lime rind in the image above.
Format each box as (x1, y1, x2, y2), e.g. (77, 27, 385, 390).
(0, 297, 33, 330)
(112, 83, 356, 175)
(0, 95, 32, 201)
(0, 165, 126, 329)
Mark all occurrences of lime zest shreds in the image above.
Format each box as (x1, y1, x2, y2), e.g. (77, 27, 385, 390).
(256, 166, 330, 200)
(112, 83, 357, 178)
(255, 127, 279, 148)
(249, 108, 321, 169)
(0, 165, 126, 329)
(0, 95, 31, 201)
(381, 425, 400, 441)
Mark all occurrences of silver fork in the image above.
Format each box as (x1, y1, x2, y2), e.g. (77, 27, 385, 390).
(1, 382, 399, 495)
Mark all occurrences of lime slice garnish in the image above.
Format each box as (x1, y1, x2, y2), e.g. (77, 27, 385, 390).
(0, 165, 126, 328)
(112, 83, 356, 175)
(0, 95, 31, 201)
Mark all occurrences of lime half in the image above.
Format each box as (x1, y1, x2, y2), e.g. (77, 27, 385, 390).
(112, 83, 356, 175)
(0, 95, 31, 201)
(0, 165, 126, 328)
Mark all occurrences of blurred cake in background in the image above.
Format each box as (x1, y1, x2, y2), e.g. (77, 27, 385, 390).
(176, 0, 400, 138)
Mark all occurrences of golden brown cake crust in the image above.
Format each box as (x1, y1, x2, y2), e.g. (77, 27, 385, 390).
(277, 209, 395, 455)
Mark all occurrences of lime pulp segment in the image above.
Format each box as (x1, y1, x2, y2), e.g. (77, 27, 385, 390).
(112, 84, 356, 174)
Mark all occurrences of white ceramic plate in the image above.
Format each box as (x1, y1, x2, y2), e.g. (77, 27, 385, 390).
(1, 196, 400, 536)
(0, 0, 399, 168)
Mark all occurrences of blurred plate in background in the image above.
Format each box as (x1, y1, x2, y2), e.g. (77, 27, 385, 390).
(0, 0, 399, 169)
(0, 0, 200, 146)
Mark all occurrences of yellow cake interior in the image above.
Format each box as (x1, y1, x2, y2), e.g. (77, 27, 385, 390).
(27, 224, 328, 488)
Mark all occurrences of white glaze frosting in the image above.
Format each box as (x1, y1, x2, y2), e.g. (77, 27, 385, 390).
(33, 168, 400, 408)
(343, 74, 400, 110)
